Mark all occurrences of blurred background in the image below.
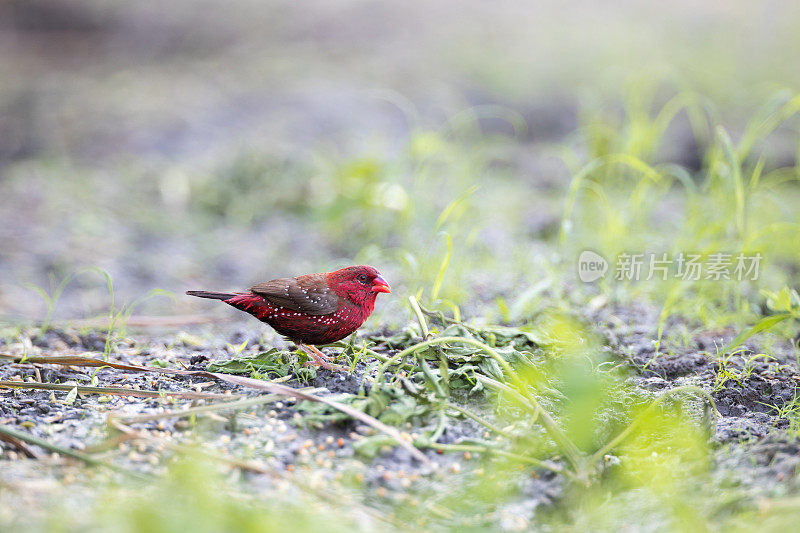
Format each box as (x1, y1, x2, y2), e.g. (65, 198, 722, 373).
(4, 2, 800, 531)
(1, 0, 799, 325)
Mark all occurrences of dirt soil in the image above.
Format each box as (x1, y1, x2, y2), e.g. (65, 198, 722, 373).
(2, 300, 800, 528)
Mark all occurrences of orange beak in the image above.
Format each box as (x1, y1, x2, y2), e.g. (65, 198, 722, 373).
(371, 275, 391, 293)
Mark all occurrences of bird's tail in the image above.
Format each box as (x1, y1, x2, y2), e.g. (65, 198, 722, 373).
(186, 290, 236, 301)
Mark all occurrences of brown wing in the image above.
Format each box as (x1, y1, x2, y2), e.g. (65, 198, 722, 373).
(249, 273, 339, 315)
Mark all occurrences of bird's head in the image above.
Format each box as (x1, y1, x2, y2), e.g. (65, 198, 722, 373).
(327, 265, 391, 307)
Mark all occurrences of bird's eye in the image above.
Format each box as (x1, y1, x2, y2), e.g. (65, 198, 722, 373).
(357, 274, 368, 283)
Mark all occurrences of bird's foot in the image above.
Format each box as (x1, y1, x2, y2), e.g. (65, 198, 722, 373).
(298, 344, 348, 372)
(303, 359, 348, 372)
(310, 348, 333, 362)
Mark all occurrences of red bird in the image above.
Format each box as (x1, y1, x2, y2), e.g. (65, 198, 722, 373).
(187, 265, 391, 371)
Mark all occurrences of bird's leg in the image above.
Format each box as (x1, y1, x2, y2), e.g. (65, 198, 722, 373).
(306, 346, 333, 361)
(298, 343, 347, 372)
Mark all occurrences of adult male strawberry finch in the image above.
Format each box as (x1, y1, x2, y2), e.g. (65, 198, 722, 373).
(187, 265, 391, 371)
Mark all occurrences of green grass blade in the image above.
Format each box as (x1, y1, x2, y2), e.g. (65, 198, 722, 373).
(718, 313, 793, 354)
